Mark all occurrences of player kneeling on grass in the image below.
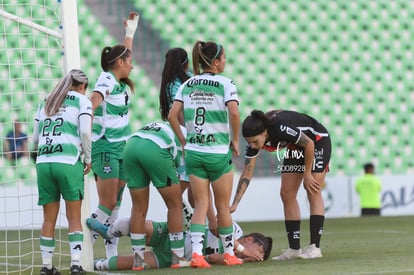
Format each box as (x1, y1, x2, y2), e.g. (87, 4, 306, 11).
(88, 217, 272, 270)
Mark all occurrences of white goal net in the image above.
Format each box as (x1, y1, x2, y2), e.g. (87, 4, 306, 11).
(0, 1, 92, 273)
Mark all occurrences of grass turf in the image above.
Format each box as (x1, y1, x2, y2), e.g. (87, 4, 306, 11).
(1, 215, 413, 274)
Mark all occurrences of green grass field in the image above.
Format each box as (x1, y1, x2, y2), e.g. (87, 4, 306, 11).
(1, 216, 413, 275)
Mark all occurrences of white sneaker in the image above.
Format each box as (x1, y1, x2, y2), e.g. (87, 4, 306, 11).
(171, 251, 191, 268)
(272, 248, 302, 260)
(298, 244, 323, 259)
(94, 259, 107, 270)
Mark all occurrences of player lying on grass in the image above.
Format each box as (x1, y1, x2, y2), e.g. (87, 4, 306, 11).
(87, 216, 273, 270)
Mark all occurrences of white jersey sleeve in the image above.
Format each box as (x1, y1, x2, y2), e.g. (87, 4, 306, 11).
(223, 77, 239, 104)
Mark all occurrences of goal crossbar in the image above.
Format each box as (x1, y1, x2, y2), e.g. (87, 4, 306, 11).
(0, 8, 62, 39)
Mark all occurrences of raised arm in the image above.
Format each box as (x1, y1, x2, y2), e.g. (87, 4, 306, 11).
(230, 156, 257, 213)
(123, 11, 139, 51)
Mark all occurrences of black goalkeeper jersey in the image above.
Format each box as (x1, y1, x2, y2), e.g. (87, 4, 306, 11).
(245, 110, 330, 158)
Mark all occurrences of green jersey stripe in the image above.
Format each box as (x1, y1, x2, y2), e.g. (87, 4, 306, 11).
(94, 105, 103, 116)
(132, 122, 178, 158)
(176, 74, 238, 154)
(106, 102, 128, 116)
(92, 71, 131, 142)
(35, 91, 92, 164)
(104, 125, 131, 141)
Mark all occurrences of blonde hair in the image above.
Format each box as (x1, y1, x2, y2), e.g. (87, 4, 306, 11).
(44, 69, 88, 116)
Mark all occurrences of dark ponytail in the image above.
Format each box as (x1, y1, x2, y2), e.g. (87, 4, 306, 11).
(100, 45, 135, 94)
(242, 110, 272, 137)
(159, 48, 190, 120)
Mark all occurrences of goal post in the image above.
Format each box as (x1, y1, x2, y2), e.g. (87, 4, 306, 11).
(0, 0, 93, 273)
(59, 0, 94, 272)
(60, 0, 81, 73)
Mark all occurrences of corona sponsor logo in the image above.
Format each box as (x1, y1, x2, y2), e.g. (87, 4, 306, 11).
(187, 78, 219, 88)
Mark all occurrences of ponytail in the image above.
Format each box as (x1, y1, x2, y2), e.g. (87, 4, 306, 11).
(101, 45, 135, 94)
(159, 47, 190, 120)
(242, 110, 272, 137)
(192, 40, 223, 75)
(44, 69, 88, 117)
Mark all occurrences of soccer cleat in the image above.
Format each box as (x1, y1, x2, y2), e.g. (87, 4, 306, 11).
(170, 259, 191, 268)
(132, 266, 145, 271)
(223, 253, 243, 266)
(132, 262, 150, 270)
(298, 244, 323, 259)
(86, 217, 111, 240)
(70, 265, 85, 275)
(170, 251, 190, 268)
(190, 253, 211, 268)
(272, 248, 302, 260)
(40, 266, 61, 275)
(94, 259, 106, 271)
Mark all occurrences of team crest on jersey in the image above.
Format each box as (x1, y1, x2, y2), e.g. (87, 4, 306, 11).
(103, 163, 112, 174)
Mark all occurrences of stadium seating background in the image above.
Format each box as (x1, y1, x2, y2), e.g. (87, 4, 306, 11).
(1, 0, 414, 180)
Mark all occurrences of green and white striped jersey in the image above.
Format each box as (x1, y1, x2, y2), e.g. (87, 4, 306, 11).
(175, 73, 239, 154)
(35, 91, 93, 164)
(92, 71, 131, 142)
(132, 122, 184, 163)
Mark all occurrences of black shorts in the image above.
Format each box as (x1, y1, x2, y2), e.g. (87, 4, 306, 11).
(361, 208, 381, 216)
(281, 136, 331, 173)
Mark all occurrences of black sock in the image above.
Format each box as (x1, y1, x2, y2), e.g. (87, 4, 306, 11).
(310, 215, 324, 248)
(285, 220, 300, 250)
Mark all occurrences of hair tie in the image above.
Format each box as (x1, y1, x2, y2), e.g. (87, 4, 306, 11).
(108, 47, 128, 63)
(212, 43, 222, 60)
(181, 57, 188, 65)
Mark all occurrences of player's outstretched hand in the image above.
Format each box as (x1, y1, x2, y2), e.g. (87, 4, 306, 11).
(124, 11, 139, 39)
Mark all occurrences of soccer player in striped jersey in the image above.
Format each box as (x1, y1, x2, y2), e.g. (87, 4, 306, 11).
(231, 109, 332, 260)
(33, 69, 92, 275)
(121, 121, 185, 270)
(168, 40, 242, 268)
(88, 11, 138, 258)
(158, 47, 219, 235)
